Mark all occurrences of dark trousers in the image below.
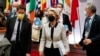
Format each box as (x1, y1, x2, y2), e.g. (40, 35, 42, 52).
(44, 44, 61, 56)
(86, 49, 100, 56)
(10, 41, 25, 56)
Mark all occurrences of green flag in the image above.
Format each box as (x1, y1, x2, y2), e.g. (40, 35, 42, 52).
(29, 0, 36, 23)
(29, 0, 36, 12)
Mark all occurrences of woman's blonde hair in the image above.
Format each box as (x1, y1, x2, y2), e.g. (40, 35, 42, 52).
(48, 8, 59, 21)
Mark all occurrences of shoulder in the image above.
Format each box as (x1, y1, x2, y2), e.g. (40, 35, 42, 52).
(63, 13, 69, 17)
(57, 23, 64, 29)
(95, 14, 100, 21)
(95, 14, 100, 18)
(7, 16, 16, 22)
(24, 18, 31, 25)
(43, 23, 49, 27)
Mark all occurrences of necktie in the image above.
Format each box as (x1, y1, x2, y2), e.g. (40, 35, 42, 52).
(16, 19, 21, 42)
(85, 18, 91, 32)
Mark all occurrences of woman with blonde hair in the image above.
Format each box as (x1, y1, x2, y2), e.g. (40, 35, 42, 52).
(39, 8, 70, 56)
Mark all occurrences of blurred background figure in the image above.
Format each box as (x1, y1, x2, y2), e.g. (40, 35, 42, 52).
(3, 9, 10, 21)
(10, 2, 19, 18)
(56, 3, 72, 36)
(32, 9, 43, 43)
(32, 9, 48, 43)
(0, 11, 6, 27)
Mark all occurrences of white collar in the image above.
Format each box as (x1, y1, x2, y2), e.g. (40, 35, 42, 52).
(90, 14, 95, 19)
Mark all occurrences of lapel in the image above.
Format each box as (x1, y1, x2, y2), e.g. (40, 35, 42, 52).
(89, 14, 96, 35)
(11, 17, 17, 31)
(90, 14, 96, 29)
(20, 18, 27, 34)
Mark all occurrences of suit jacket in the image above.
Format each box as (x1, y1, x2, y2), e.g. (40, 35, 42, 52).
(79, 14, 100, 51)
(39, 23, 70, 52)
(63, 14, 72, 32)
(4, 16, 32, 53)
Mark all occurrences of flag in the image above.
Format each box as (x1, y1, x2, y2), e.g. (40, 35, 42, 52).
(29, 0, 36, 23)
(41, 0, 46, 11)
(36, 0, 41, 10)
(63, 0, 71, 15)
(26, 0, 30, 3)
(58, 0, 64, 4)
(46, 0, 51, 8)
(26, 0, 30, 17)
(5, 0, 10, 10)
(70, 0, 79, 28)
(20, 0, 26, 5)
(65, 0, 70, 7)
(51, 0, 58, 7)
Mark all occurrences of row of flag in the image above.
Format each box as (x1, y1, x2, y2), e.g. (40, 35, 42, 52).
(5, 0, 79, 28)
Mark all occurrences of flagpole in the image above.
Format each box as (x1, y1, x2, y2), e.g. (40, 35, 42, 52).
(77, 8, 82, 39)
(73, 28, 76, 44)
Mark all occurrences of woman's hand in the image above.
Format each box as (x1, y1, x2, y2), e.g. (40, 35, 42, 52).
(39, 51, 44, 56)
(64, 52, 69, 56)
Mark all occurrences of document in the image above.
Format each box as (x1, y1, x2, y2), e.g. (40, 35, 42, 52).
(57, 41, 66, 56)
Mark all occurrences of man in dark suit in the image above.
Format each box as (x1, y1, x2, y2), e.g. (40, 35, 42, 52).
(4, 5, 31, 56)
(56, 3, 72, 36)
(74, 3, 100, 56)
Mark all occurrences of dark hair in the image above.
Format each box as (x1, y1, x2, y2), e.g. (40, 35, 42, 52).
(35, 9, 44, 20)
(17, 5, 26, 11)
(57, 3, 64, 8)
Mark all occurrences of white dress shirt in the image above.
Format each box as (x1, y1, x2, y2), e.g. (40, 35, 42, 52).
(11, 18, 22, 41)
(85, 14, 95, 38)
(59, 12, 63, 24)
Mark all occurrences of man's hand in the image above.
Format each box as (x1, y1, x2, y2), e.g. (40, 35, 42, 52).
(74, 43, 81, 49)
(83, 39, 92, 45)
(26, 53, 30, 56)
(66, 31, 72, 36)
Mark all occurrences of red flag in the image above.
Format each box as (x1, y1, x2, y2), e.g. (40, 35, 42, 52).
(70, 0, 79, 28)
(51, 0, 58, 7)
(21, 0, 26, 5)
(5, 0, 10, 10)
(41, 0, 46, 11)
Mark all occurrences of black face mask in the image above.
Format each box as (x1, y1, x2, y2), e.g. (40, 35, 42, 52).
(48, 15, 55, 22)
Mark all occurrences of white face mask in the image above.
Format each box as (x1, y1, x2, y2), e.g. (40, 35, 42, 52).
(56, 8, 62, 13)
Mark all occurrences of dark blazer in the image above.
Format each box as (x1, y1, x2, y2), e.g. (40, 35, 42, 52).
(79, 14, 100, 51)
(63, 14, 72, 31)
(5, 16, 32, 54)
